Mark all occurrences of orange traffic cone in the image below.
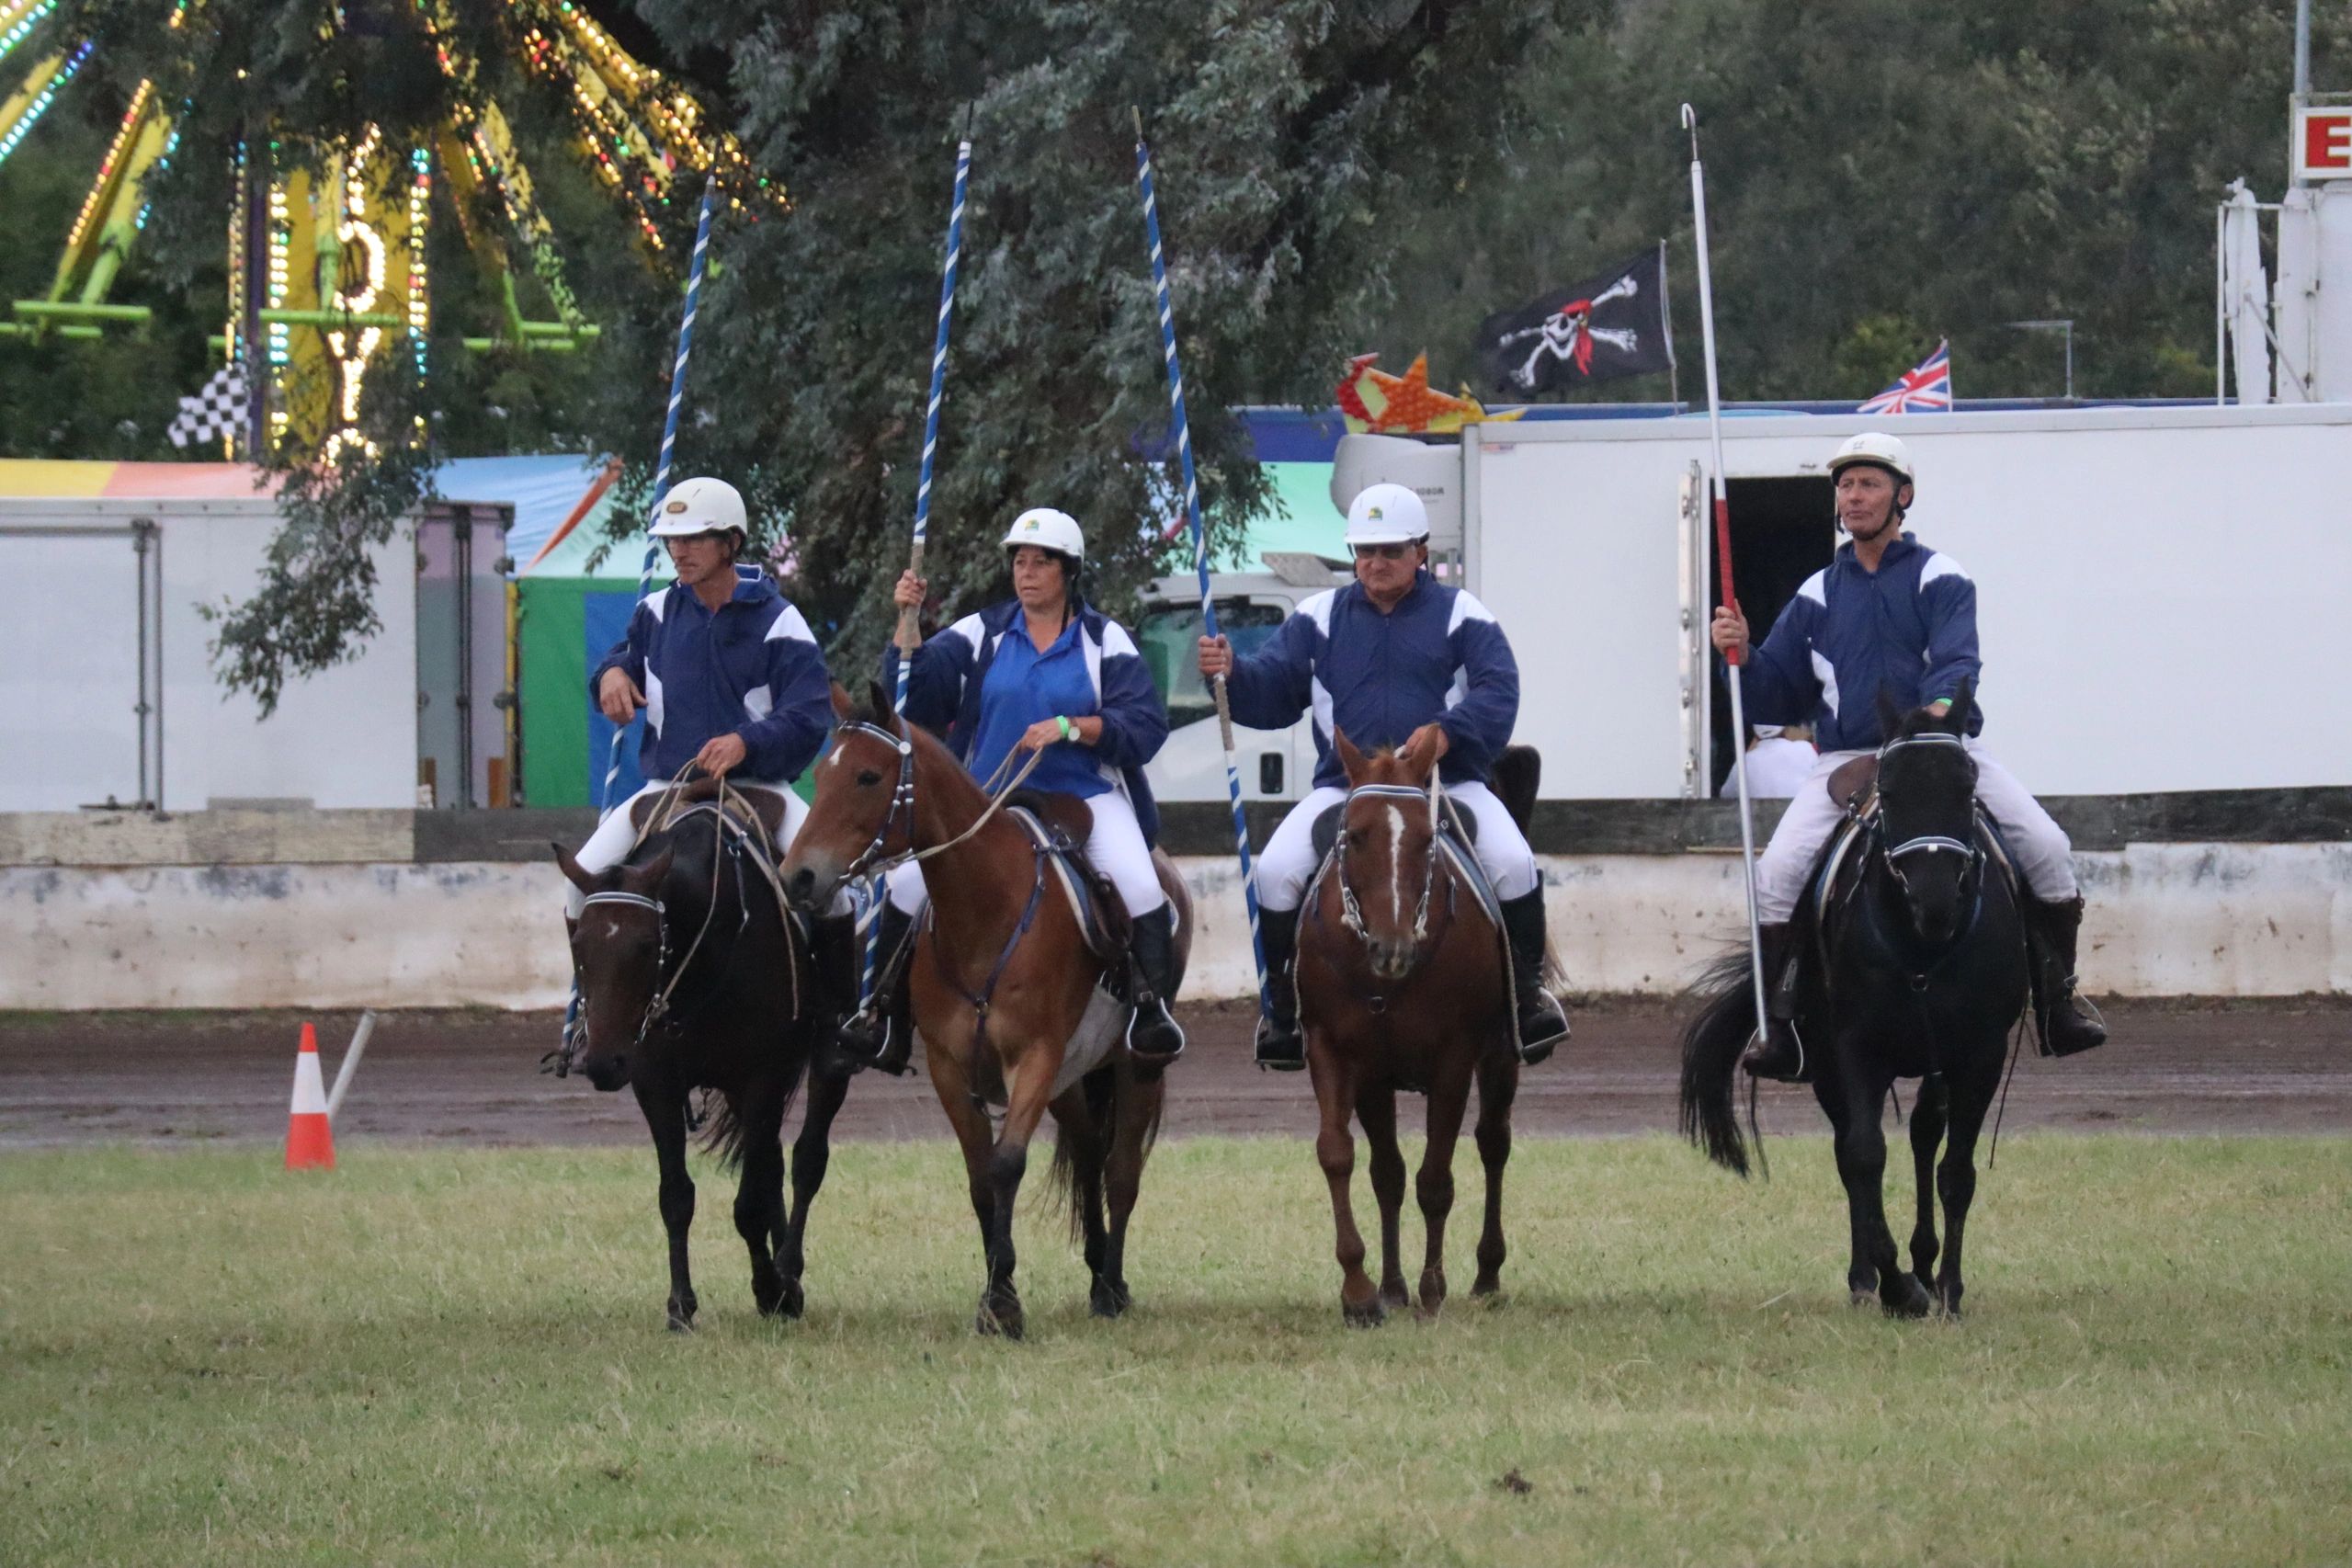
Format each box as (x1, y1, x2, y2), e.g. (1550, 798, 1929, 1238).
(285, 1021, 335, 1170)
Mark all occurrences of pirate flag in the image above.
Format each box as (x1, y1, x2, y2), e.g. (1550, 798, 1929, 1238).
(1476, 245, 1674, 395)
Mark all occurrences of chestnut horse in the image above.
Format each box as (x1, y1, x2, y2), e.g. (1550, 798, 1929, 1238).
(555, 789, 854, 1331)
(1295, 732, 1546, 1325)
(781, 684, 1189, 1339)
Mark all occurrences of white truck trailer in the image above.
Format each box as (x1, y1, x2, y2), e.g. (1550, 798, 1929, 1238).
(1142, 402, 2352, 805)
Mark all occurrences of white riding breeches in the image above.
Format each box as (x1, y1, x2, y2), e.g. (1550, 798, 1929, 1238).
(884, 790, 1166, 920)
(1256, 779, 1540, 915)
(564, 779, 806, 919)
(1753, 740, 2079, 925)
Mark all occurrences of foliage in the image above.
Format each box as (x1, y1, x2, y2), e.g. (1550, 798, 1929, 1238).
(1, 1136, 2348, 1565)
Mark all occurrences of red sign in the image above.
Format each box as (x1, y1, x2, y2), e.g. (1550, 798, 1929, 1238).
(2295, 105, 2352, 180)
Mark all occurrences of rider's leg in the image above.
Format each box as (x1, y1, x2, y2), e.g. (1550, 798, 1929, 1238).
(1251, 788, 1346, 1071)
(1969, 744, 2106, 1054)
(1744, 752, 1858, 1082)
(1450, 782, 1569, 1062)
(842, 866, 928, 1075)
(1084, 795, 1186, 1063)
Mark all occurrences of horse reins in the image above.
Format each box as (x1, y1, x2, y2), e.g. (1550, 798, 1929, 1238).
(831, 719, 1044, 896)
(1334, 776, 1447, 955)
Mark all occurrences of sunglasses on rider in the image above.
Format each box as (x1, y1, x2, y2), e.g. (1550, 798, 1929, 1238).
(1351, 541, 1418, 562)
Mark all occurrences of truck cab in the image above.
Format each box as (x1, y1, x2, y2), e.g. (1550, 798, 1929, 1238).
(1134, 555, 1347, 804)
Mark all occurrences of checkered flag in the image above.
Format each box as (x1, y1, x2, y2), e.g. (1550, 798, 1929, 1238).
(167, 361, 250, 449)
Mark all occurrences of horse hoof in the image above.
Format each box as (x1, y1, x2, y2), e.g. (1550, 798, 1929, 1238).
(778, 1278, 806, 1321)
(1380, 1282, 1411, 1312)
(975, 1301, 1025, 1341)
(1343, 1298, 1385, 1329)
(1089, 1278, 1131, 1319)
(1471, 1274, 1503, 1299)
(1847, 1290, 1877, 1309)
(666, 1310, 696, 1334)
(1882, 1279, 1933, 1319)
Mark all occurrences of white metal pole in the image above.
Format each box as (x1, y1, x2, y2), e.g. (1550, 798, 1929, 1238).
(1682, 104, 1769, 1036)
(325, 1009, 376, 1122)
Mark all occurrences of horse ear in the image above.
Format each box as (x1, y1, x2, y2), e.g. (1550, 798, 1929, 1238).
(1334, 727, 1369, 785)
(830, 680, 855, 721)
(553, 843, 597, 894)
(1945, 677, 1975, 734)
(621, 845, 675, 894)
(1876, 685, 1905, 742)
(865, 678, 900, 733)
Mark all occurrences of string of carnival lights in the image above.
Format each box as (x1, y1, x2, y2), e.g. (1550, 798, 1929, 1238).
(0, 40, 95, 165)
(64, 78, 151, 251)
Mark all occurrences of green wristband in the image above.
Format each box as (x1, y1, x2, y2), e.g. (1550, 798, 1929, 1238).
(1055, 715, 1074, 741)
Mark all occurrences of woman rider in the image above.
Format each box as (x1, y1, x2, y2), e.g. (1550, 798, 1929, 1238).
(840, 506, 1186, 1074)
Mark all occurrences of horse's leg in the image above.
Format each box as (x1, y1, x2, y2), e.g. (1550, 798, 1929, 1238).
(1906, 1074, 1950, 1299)
(1933, 1061, 2000, 1319)
(1098, 1062, 1163, 1318)
(1414, 1062, 1474, 1319)
(1470, 1045, 1518, 1298)
(1308, 1032, 1381, 1326)
(926, 1037, 1008, 1337)
(632, 1079, 699, 1332)
(1813, 1074, 1876, 1301)
(1356, 1083, 1410, 1312)
(777, 1060, 851, 1321)
(1832, 1056, 1929, 1318)
(974, 1051, 1057, 1342)
(1048, 1079, 1115, 1317)
(731, 1079, 790, 1318)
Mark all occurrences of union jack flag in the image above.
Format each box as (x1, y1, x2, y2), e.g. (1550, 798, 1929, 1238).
(1858, 340, 1951, 415)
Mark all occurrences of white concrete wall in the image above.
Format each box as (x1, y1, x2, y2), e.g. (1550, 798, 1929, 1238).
(5, 847, 2347, 1010)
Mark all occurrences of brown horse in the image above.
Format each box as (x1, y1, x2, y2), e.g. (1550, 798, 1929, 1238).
(781, 683, 1189, 1339)
(555, 790, 855, 1331)
(1295, 732, 1542, 1325)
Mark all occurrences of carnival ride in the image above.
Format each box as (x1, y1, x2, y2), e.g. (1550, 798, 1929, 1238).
(0, 0, 784, 459)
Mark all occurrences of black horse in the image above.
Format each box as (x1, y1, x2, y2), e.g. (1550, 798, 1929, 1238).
(555, 789, 855, 1331)
(1681, 681, 2029, 1318)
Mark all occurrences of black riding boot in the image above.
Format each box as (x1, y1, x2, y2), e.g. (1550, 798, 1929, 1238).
(1253, 906, 1305, 1071)
(2028, 895, 2108, 1056)
(1125, 905, 1187, 1064)
(545, 915, 585, 1077)
(1740, 921, 1812, 1083)
(1498, 889, 1571, 1065)
(837, 902, 918, 1076)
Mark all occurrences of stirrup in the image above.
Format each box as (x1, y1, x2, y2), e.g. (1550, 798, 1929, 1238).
(1741, 1020, 1810, 1084)
(1254, 1012, 1305, 1073)
(1515, 990, 1570, 1066)
(1126, 995, 1186, 1065)
(2043, 982, 2108, 1057)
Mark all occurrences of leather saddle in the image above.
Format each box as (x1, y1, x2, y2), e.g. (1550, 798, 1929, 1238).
(637, 776, 790, 859)
(1006, 789, 1131, 963)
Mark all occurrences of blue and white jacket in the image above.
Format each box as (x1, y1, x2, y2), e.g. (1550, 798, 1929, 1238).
(1740, 533, 1983, 753)
(1225, 569, 1518, 791)
(881, 599, 1169, 845)
(590, 565, 832, 784)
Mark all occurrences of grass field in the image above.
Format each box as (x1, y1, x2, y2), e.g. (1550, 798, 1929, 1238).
(3, 1134, 2348, 1566)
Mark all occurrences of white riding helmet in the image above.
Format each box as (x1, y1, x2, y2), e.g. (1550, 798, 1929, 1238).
(648, 476, 749, 538)
(1827, 431, 1915, 488)
(1001, 506, 1085, 560)
(1345, 483, 1430, 547)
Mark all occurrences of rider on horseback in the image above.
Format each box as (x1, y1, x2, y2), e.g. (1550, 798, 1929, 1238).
(841, 506, 1185, 1074)
(1198, 483, 1572, 1071)
(1710, 432, 2108, 1081)
(558, 477, 841, 1065)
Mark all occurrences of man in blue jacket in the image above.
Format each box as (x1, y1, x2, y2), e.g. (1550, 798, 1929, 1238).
(1710, 433, 2107, 1079)
(1198, 483, 1570, 1070)
(558, 477, 839, 1067)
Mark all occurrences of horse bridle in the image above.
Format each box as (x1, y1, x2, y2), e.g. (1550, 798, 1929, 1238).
(578, 805, 762, 1048)
(1335, 777, 1445, 954)
(823, 718, 1042, 902)
(1872, 731, 1983, 904)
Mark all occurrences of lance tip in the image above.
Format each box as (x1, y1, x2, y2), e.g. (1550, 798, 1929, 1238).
(1131, 105, 1144, 142)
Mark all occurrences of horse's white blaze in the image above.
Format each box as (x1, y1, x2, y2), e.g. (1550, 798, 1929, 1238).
(600, 919, 623, 940)
(1385, 804, 1407, 926)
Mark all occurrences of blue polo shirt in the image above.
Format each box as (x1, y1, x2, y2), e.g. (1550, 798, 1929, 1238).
(968, 617, 1109, 798)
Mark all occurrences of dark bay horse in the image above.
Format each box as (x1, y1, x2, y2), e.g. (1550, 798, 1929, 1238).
(1680, 682, 2029, 1317)
(1294, 732, 1545, 1325)
(781, 684, 1189, 1340)
(555, 786, 854, 1331)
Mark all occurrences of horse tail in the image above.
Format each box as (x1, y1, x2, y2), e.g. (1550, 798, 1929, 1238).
(1678, 946, 1758, 1178)
(1048, 1066, 1116, 1247)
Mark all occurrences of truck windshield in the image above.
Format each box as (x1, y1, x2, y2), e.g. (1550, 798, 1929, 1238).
(1137, 599, 1288, 727)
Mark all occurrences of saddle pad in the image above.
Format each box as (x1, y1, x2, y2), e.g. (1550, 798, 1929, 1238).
(1007, 807, 1125, 963)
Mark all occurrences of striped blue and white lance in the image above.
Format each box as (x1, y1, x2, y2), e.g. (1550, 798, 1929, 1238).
(598, 176, 720, 816)
(861, 138, 974, 996)
(1133, 128, 1269, 1008)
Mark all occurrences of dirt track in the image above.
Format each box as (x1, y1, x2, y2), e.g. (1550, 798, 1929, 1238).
(3, 996, 2348, 1149)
